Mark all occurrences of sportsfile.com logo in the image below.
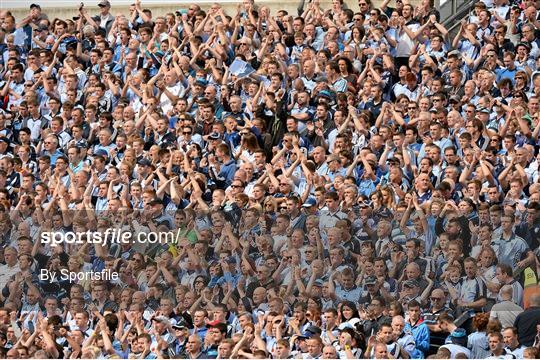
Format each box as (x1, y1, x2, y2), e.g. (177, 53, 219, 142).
(40, 228, 179, 247)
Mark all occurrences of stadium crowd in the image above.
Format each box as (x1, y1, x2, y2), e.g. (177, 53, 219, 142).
(0, 0, 539, 358)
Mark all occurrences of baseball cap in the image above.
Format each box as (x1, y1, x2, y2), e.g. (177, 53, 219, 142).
(305, 325, 322, 335)
(297, 326, 321, 339)
(137, 158, 152, 167)
(208, 132, 221, 140)
(449, 95, 461, 103)
(93, 149, 108, 157)
(302, 198, 317, 208)
(476, 106, 490, 114)
(0, 137, 10, 144)
(364, 275, 377, 286)
(148, 198, 163, 206)
(318, 89, 334, 99)
(403, 279, 420, 288)
(30, 3, 41, 9)
(98, 0, 111, 7)
(194, 78, 208, 87)
(172, 320, 189, 330)
(516, 42, 531, 51)
(449, 328, 468, 347)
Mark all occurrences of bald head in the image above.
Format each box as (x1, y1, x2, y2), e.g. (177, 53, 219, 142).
(392, 315, 405, 327)
(406, 262, 421, 273)
(529, 293, 540, 307)
(499, 285, 513, 301)
(432, 288, 445, 298)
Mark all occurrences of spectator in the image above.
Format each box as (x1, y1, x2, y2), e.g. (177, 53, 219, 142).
(0, 0, 537, 359)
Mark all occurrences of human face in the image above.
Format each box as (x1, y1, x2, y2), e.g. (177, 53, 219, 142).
(489, 335, 503, 353)
(378, 326, 394, 343)
(500, 216, 513, 232)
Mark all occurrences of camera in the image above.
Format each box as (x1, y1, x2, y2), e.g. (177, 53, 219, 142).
(79, 2, 84, 11)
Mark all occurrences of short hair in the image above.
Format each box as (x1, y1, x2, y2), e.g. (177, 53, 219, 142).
(325, 191, 339, 201)
(407, 300, 421, 309)
(496, 263, 512, 277)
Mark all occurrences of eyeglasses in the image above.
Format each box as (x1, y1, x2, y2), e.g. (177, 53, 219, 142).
(486, 54, 496, 58)
(432, 98, 442, 102)
(231, 184, 243, 188)
(183, 131, 192, 135)
(354, 17, 362, 21)
(430, 297, 442, 301)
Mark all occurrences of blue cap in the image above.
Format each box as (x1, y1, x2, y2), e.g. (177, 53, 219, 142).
(137, 158, 153, 167)
(195, 78, 208, 87)
(450, 328, 467, 338)
(94, 149, 109, 157)
(318, 89, 334, 99)
(302, 198, 317, 208)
